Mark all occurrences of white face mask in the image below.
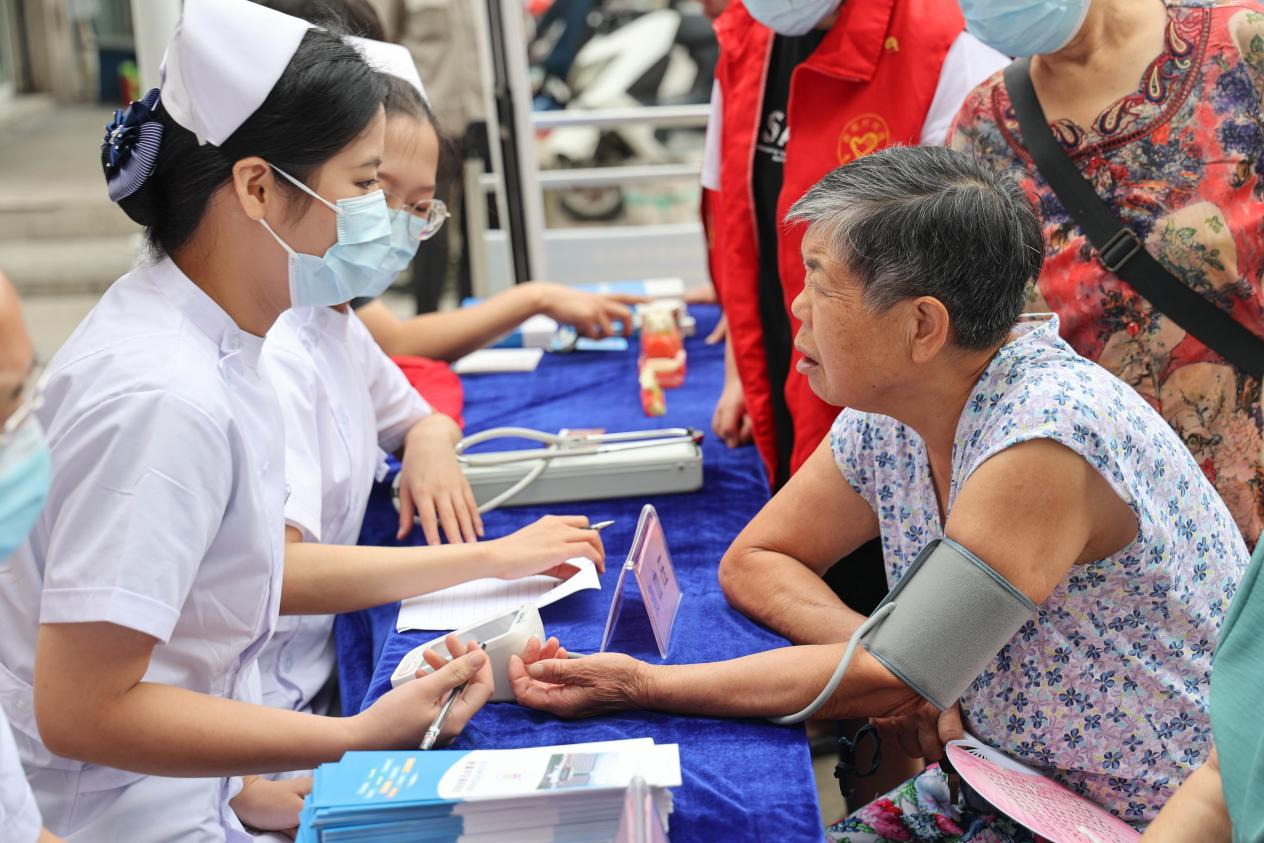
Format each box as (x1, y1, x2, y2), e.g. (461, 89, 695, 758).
(744, 0, 842, 36)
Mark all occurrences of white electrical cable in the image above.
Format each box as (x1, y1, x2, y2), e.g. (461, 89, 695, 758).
(768, 602, 897, 726)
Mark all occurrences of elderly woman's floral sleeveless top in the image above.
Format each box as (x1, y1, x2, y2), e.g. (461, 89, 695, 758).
(830, 316, 1249, 824)
(949, 0, 1264, 544)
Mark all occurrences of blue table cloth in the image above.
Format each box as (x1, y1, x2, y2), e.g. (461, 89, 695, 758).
(334, 305, 825, 842)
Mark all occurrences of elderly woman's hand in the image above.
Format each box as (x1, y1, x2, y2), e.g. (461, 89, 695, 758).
(508, 649, 648, 718)
(869, 702, 964, 763)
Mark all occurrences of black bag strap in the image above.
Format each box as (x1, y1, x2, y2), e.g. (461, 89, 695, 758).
(1002, 58, 1263, 379)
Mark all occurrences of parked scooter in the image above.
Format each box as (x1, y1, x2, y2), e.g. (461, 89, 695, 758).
(531, 1, 717, 222)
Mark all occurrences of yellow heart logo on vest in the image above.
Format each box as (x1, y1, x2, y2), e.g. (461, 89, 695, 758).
(836, 113, 892, 165)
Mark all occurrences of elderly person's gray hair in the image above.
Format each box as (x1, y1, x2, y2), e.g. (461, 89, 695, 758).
(786, 145, 1044, 349)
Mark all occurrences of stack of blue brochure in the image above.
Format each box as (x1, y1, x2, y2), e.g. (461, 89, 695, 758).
(296, 739, 679, 842)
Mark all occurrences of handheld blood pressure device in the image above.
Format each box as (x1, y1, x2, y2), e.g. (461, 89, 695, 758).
(391, 604, 546, 702)
(394, 427, 704, 515)
(771, 538, 1037, 725)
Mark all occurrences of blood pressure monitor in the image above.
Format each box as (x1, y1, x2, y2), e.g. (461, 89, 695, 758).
(390, 604, 546, 702)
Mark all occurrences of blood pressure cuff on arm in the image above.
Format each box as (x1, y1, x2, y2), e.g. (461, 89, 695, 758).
(863, 538, 1038, 711)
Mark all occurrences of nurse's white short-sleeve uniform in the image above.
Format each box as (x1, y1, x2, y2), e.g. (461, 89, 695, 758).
(259, 305, 429, 715)
(0, 709, 42, 843)
(0, 258, 288, 842)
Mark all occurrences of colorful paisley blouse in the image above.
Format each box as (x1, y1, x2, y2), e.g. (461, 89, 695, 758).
(948, 0, 1264, 544)
(830, 315, 1249, 824)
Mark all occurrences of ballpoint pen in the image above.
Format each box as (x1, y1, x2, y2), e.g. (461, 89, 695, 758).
(421, 643, 485, 750)
(586, 520, 616, 532)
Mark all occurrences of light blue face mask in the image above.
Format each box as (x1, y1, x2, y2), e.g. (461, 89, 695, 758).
(959, 0, 1091, 57)
(743, 0, 842, 36)
(362, 209, 424, 298)
(0, 418, 51, 567)
(259, 164, 394, 308)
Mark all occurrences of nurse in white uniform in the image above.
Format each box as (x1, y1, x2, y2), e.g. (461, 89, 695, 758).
(0, 2, 492, 840)
(259, 37, 607, 721)
(0, 272, 60, 843)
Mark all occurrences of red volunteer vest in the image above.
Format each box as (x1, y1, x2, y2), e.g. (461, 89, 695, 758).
(711, 0, 964, 484)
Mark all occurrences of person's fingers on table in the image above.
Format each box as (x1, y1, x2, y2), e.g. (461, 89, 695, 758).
(462, 483, 485, 538)
(396, 483, 416, 541)
(436, 496, 464, 545)
(417, 492, 441, 547)
(451, 490, 479, 544)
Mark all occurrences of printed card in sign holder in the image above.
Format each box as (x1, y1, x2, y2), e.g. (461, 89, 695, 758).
(600, 504, 681, 659)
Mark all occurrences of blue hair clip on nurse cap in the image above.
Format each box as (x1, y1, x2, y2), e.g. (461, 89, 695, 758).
(101, 88, 163, 203)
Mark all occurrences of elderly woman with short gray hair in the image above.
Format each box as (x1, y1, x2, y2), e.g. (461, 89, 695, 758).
(505, 146, 1248, 840)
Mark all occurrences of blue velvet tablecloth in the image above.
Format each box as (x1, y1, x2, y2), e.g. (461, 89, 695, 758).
(334, 305, 825, 842)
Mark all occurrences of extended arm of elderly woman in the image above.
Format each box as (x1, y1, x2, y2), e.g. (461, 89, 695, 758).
(509, 432, 1136, 720)
(715, 430, 881, 647)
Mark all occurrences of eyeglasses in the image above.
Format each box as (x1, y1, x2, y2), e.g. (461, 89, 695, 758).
(388, 196, 451, 241)
(1, 364, 48, 446)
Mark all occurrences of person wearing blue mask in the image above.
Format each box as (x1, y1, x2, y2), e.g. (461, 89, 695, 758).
(0, 271, 61, 843)
(948, 0, 1264, 545)
(253, 32, 608, 735)
(0, 2, 500, 840)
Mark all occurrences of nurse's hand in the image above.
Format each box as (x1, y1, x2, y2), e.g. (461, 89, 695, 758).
(353, 641, 492, 749)
(230, 774, 312, 838)
(508, 650, 647, 718)
(488, 515, 606, 578)
(399, 414, 484, 545)
(533, 282, 644, 338)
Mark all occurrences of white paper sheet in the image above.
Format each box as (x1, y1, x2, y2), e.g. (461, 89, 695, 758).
(452, 347, 544, 374)
(396, 557, 601, 631)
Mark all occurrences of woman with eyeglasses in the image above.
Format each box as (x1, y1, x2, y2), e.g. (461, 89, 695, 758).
(254, 37, 607, 728)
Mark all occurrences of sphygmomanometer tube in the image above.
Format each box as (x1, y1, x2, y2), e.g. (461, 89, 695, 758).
(768, 602, 897, 726)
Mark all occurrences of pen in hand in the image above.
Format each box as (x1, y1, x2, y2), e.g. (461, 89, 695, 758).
(585, 520, 615, 533)
(421, 642, 486, 751)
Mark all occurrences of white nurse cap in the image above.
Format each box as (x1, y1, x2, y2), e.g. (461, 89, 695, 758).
(161, 0, 314, 146)
(348, 36, 429, 104)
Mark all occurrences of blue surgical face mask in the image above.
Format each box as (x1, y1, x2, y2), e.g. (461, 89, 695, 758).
(259, 164, 394, 308)
(743, 0, 842, 36)
(959, 0, 1091, 57)
(0, 418, 51, 567)
(364, 209, 424, 298)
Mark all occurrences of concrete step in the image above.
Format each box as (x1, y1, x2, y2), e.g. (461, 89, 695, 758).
(0, 192, 140, 240)
(1, 234, 141, 296)
(0, 103, 128, 243)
